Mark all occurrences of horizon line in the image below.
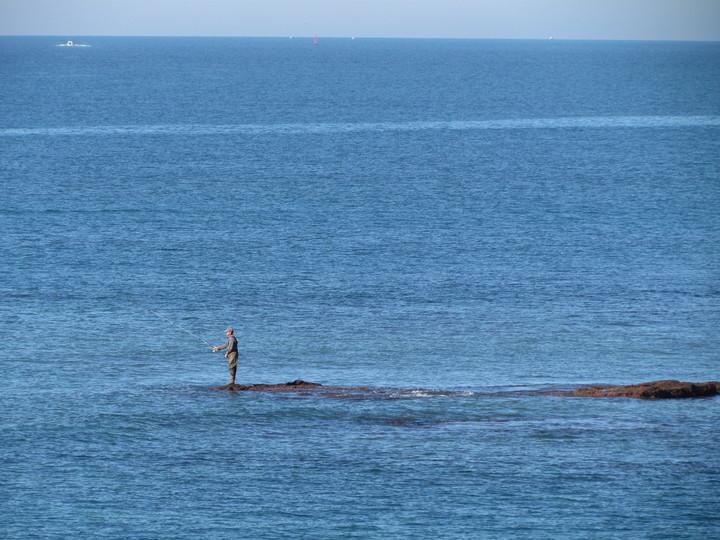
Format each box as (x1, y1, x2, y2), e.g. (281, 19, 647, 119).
(1, 34, 719, 43)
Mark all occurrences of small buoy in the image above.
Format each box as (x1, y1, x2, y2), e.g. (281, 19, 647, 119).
(66, 40, 74, 47)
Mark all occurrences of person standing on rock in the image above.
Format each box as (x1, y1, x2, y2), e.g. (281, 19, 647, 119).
(212, 327, 238, 385)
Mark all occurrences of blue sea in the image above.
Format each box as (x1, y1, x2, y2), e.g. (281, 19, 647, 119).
(1, 37, 719, 539)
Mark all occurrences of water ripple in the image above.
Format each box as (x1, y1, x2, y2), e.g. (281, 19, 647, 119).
(2, 115, 719, 137)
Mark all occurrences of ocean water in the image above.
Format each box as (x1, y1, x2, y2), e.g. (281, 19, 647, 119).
(1, 37, 719, 539)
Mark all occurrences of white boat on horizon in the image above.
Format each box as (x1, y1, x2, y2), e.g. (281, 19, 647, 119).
(57, 40, 90, 48)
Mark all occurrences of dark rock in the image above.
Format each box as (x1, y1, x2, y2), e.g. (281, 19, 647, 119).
(568, 380, 720, 399)
(211, 380, 324, 392)
(286, 379, 321, 387)
(209, 379, 719, 400)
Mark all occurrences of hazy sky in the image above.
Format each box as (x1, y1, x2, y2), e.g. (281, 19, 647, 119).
(2, 0, 719, 40)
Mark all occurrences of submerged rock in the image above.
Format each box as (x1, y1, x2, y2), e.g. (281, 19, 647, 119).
(568, 380, 720, 399)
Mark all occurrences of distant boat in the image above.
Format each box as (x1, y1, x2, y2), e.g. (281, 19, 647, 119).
(57, 39, 90, 47)
(312, 35, 319, 46)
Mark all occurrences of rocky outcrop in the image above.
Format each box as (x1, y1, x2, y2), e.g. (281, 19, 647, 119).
(209, 379, 720, 400)
(568, 380, 720, 399)
(211, 379, 372, 394)
(211, 379, 323, 392)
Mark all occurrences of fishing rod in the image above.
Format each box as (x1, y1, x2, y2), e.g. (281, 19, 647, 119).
(144, 308, 215, 350)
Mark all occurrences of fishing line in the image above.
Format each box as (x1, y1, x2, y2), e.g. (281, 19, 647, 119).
(144, 308, 215, 350)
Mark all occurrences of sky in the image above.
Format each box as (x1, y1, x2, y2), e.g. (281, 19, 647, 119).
(1, 0, 719, 41)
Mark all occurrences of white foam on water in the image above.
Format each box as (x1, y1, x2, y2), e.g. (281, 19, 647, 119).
(2, 115, 719, 137)
(404, 390, 446, 398)
(381, 388, 479, 399)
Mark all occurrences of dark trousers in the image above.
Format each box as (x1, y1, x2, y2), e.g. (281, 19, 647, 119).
(226, 352, 238, 384)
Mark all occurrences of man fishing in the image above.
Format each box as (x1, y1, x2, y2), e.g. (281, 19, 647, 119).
(212, 327, 239, 385)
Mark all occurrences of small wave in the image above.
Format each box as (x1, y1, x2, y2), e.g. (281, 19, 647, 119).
(2, 115, 718, 137)
(325, 387, 479, 400)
